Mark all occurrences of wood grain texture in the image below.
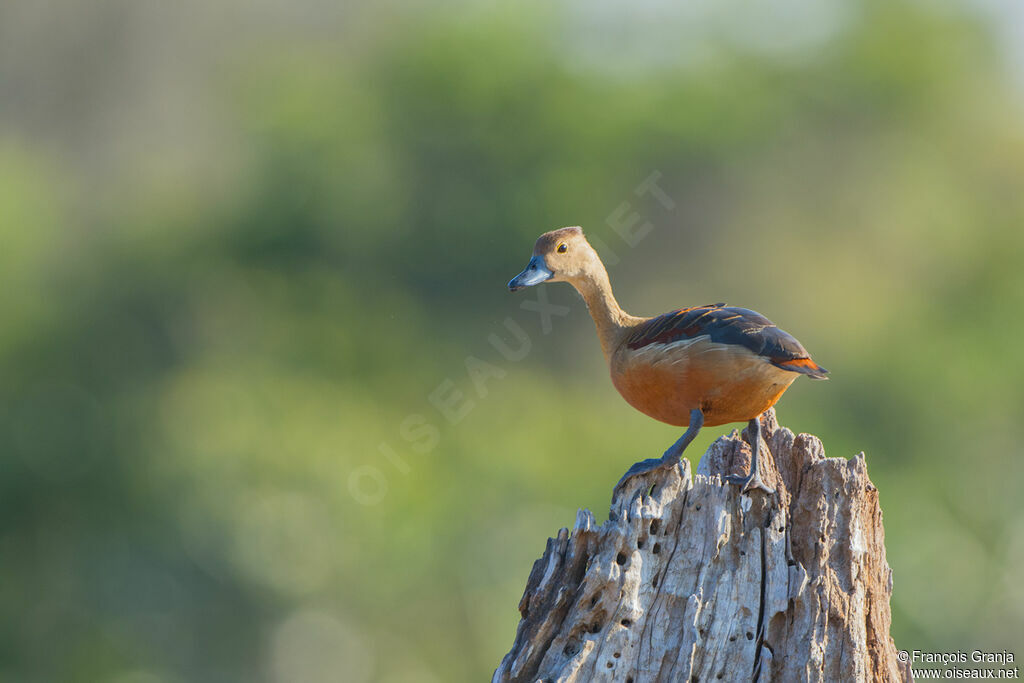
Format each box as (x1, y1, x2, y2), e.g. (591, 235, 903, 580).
(493, 409, 910, 683)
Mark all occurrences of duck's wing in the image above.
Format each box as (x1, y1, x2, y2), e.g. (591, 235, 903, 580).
(625, 304, 828, 378)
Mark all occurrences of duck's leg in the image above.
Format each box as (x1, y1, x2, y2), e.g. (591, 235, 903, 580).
(614, 408, 704, 493)
(726, 413, 776, 495)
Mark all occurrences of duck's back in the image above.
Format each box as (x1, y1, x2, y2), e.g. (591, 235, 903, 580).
(609, 304, 826, 427)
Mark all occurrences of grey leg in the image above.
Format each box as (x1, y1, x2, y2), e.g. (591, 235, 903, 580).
(615, 408, 704, 493)
(726, 414, 775, 494)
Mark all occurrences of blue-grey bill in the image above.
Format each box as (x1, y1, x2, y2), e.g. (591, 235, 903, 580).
(508, 255, 554, 291)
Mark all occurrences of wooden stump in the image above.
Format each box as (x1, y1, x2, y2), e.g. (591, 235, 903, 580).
(493, 409, 911, 683)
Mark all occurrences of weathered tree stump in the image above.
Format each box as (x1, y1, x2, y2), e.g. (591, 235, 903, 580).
(493, 409, 911, 683)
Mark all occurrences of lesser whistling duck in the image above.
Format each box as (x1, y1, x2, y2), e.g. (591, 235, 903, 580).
(508, 226, 828, 494)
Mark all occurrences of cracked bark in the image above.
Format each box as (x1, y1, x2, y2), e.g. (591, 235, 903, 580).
(493, 409, 911, 683)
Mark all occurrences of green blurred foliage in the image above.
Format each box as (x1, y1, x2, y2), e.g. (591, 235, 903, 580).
(1, 1, 1023, 681)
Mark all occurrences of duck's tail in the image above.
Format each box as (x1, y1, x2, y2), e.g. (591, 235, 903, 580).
(771, 357, 829, 379)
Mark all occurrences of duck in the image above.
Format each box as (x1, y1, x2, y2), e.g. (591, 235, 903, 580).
(507, 226, 828, 495)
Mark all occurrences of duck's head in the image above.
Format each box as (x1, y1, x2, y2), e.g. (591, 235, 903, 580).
(508, 226, 600, 291)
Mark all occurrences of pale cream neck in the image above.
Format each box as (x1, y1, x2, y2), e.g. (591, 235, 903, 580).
(569, 263, 645, 359)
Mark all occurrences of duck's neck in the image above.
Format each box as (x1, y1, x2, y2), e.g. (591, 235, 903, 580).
(571, 265, 640, 359)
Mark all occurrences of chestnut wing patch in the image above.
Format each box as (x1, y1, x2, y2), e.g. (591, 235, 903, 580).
(626, 304, 825, 376)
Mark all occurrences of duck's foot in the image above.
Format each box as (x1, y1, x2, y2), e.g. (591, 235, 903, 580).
(614, 457, 676, 495)
(724, 413, 776, 495)
(725, 471, 775, 495)
(613, 409, 704, 499)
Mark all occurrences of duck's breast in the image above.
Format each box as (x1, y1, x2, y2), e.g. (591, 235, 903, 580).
(610, 335, 797, 427)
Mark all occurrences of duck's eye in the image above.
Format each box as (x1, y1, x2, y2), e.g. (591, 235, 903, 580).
(557, 243, 568, 253)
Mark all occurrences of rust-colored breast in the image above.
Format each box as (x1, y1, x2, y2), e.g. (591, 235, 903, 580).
(610, 336, 797, 427)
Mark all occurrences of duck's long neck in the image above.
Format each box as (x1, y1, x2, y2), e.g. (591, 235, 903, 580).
(571, 265, 640, 359)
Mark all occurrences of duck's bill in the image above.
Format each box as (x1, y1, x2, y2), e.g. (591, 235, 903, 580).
(508, 255, 554, 291)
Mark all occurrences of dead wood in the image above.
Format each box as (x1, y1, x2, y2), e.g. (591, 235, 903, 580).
(493, 409, 911, 683)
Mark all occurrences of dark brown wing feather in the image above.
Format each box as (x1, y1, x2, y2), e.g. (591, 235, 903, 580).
(625, 304, 828, 378)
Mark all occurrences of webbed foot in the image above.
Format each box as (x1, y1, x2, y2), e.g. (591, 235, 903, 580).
(613, 457, 673, 494)
(723, 413, 776, 495)
(725, 471, 775, 495)
(613, 408, 705, 499)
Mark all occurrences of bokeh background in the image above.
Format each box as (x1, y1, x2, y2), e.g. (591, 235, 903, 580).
(2, 1, 1023, 681)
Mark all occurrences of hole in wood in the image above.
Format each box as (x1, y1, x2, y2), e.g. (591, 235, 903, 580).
(616, 552, 627, 566)
(650, 519, 660, 535)
(653, 543, 662, 554)
(746, 631, 753, 640)
(621, 619, 632, 627)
